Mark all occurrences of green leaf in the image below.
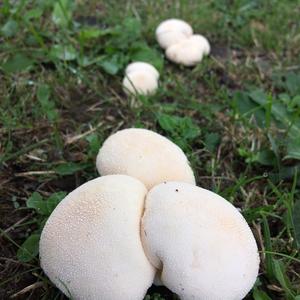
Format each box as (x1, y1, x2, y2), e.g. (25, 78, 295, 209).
(27, 192, 48, 215)
(99, 58, 120, 75)
(52, 0, 73, 27)
(273, 259, 293, 297)
(46, 191, 67, 213)
(24, 8, 44, 21)
(157, 113, 200, 149)
(253, 288, 272, 300)
(292, 200, 300, 248)
(254, 149, 277, 166)
(17, 233, 40, 262)
(1, 54, 34, 73)
(55, 162, 87, 175)
(50, 44, 77, 61)
(27, 191, 66, 215)
(204, 132, 220, 153)
(37, 84, 58, 122)
(249, 89, 300, 137)
(86, 133, 101, 157)
(79, 27, 109, 40)
(1, 19, 18, 37)
(285, 138, 300, 160)
(130, 43, 164, 72)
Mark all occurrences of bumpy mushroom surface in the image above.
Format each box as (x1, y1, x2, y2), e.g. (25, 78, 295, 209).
(96, 128, 195, 189)
(156, 18, 193, 49)
(141, 182, 260, 300)
(40, 175, 155, 300)
(122, 70, 158, 96)
(165, 34, 210, 66)
(126, 62, 160, 80)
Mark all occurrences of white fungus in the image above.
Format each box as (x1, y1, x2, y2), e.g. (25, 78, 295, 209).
(156, 19, 211, 66)
(96, 128, 195, 189)
(156, 19, 193, 49)
(165, 34, 211, 66)
(122, 71, 158, 96)
(125, 62, 160, 80)
(40, 175, 155, 300)
(141, 181, 260, 300)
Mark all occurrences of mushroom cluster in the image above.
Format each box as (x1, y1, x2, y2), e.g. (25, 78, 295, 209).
(156, 19, 210, 66)
(40, 128, 260, 300)
(123, 62, 159, 96)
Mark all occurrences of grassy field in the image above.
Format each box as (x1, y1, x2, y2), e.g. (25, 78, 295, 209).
(1, 0, 300, 299)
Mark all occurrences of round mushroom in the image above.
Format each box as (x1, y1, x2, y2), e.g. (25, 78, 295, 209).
(165, 34, 210, 66)
(125, 62, 160, 80)
(156, 18, 193, 49)
(122, 70, 158, 96)
(96, 128, 195, 189)
(40, 175, 155, 300)
(141, 181, 260, 300)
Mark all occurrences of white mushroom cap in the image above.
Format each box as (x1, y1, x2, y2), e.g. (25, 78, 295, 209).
(141, 182, 260, 300)
(156, 19, 193, 49)
(125, 62, 160, 80)
(122, 70, 158, 95)
(96, 128, 195, 189)
(40, 175, 155, 300)
(189, 34, 211, 55)
(165, 34, 210, 66)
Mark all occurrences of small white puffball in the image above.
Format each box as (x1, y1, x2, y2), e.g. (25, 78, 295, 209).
(141, 182, 260, 300)
(96, 128, 195, 190)
(122, 70, 158, 96)
(165, 34, 210, 66)
(125, 62, 160, 80)
(156, 18, 193, 49)
(189, 34, 211, 55)
(40, 175, 155, 300)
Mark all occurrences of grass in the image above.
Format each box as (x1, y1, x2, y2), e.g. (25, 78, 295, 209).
(0, 0, 300, 299)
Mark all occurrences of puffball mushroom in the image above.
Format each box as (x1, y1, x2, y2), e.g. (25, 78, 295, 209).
(125, 62, 160, 80)
(142, 182, 260, 300)
(96, 128, 195, 189)
(156, 19, 193, 49)
(123, 62, 159, 96)
(166, 34, 211, 66)
(40, 175, 155, 300)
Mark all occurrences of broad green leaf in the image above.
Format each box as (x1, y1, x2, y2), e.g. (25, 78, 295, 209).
(2, 54, 34, 73)
(17, 233, 40, 262)
(292, 200, 300, 247)
(254, 150, 277, 166)
(46, 191, 67, 213)
(1, 19, 18, 37)
(27, 192, 48, 215)
(253, 288, 272, 300)
(37, 84, 58, 122)
(79, 27, 109, 40)
(157, 113, 200, 149)
(99, 59, 120, 75)
(204, 132, 220, 152)
(50, 44, 77, 61)
(25, 8, 44, 21)
(285, 73, 300, 96)
(55, 162, 87, 175)
(249, 89, 300, 137)
(285, 138, 300, 160)
(52, 0, 73, 27)
(130, 44, 164, 72)
(86, 133, 101, 157)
